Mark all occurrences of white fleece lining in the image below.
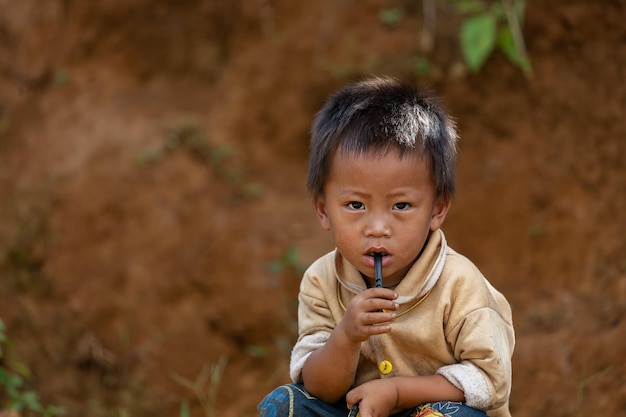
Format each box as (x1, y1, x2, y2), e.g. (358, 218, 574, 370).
(437, 362, 492, 410)
(290, 332, 330, 383)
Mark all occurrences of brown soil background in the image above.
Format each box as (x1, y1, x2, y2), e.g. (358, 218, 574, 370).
(1, 1, 625, 416)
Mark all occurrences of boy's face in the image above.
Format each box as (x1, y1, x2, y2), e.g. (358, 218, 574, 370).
(315, 148, 450, 287)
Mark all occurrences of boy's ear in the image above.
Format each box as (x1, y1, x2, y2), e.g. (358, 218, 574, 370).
(314, 196, 331, 231)
(429, 195, 452, 231)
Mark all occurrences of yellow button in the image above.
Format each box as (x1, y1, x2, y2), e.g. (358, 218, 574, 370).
(378, 360, 393, 375)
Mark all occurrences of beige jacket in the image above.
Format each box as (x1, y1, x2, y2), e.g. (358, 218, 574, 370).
(290, 229, 514, 417)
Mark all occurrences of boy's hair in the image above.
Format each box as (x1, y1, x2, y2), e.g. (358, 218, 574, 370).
(307, 76, 458, 200)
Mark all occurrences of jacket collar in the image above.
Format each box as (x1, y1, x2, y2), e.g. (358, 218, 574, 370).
(334, 229, 447, 303)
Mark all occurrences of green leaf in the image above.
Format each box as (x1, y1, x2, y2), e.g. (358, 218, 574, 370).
(179, 400, 190, 417)
(44, 405, 68, 417)
(379, 8, 404, 29)
(5, 372, 24, 390)
(498, 27, 532, 75)
(245, 344, 269, 358)
(460, 13, 497, 72)
(282, 245, 299, 267)
(21, 390, 43, 411)
(411, 56, 431, 77)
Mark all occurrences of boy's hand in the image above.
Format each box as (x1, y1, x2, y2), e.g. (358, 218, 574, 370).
(338, 288, 398, 343)
(346, 378, 398, 417)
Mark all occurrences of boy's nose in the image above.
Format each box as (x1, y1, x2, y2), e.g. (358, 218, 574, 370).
(364, 214, 391, 237)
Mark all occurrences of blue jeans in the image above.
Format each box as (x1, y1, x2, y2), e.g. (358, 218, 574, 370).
(258, 383, 487, 417)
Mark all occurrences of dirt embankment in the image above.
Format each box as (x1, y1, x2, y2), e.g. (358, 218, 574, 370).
(1, 1, 625, 416)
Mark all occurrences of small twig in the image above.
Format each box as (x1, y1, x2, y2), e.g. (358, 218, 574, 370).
(421, 0, 437, 52)
(256, 0, 275, 36)
(501, 0, 532, 76)
(566, 366, 611, 417)
(171, 356, 229, 417)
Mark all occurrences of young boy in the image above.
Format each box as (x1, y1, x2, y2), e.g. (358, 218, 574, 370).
(258, 77, 514, 417)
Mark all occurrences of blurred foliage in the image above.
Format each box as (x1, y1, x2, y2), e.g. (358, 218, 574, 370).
(0, 319, 66, 417)
(455, 0, 532, 75)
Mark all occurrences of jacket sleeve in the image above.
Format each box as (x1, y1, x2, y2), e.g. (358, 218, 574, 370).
(289, 259, 337, 383)
(439, 306, 515, 411)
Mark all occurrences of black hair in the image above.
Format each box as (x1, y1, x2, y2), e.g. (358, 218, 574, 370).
(306, 76, 458, 200)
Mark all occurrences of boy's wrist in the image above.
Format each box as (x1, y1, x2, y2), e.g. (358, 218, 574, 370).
(335, 320, 364, 347)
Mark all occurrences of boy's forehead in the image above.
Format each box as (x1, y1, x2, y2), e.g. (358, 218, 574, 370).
(334, 144, 425, 162)
(329, 147, 431, 177)
(325, 146, 435, 193)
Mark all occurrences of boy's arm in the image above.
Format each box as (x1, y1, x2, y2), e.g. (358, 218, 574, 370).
(299, 287, 398, 403)
(395, 374, 464, 407)
(301, 320, 361, 403)
(346, 374, 464, 417)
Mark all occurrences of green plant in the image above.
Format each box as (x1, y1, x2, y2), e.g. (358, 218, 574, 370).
(171, 356, 228, 417)
(135, 123, 264, 198)
(411, 56, 432, 77)
(179, 400, 190, 417)
(265, 244, 305, 275)
(455, 0, 532, 75)
(0, 319, 66, 417)
(379, 7, 405, 29)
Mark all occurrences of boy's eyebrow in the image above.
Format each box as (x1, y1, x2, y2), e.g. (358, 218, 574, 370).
(337, 188, 422, 199)
(337, 188, 369, 197)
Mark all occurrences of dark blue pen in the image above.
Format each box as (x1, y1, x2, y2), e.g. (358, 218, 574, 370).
(374, 252, 383, 288)
(350, 253, 383, 416)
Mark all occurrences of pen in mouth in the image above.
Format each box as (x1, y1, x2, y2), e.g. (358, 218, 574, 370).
(374, 252, 383, 288)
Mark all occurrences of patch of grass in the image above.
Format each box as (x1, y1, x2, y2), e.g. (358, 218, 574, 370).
(171, 356, 228, 417)
(0, 319, 66, 417)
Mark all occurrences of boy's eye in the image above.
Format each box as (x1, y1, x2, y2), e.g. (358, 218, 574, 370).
(346, 201, 365, 210)
(393, 202, 411, 210)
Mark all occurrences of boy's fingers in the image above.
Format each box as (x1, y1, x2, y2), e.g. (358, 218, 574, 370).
(360, 312, 396, 326)
(360, 298, 398, 313)
(363, 324, 392, 336)
(364, 287, 398, 299)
